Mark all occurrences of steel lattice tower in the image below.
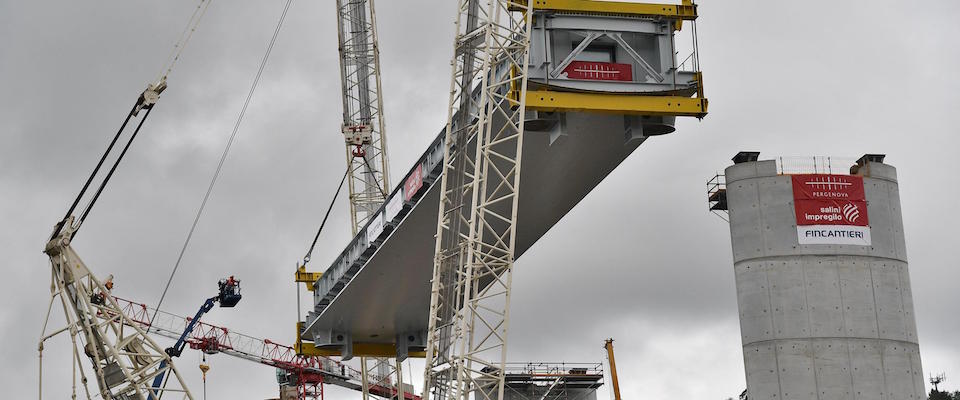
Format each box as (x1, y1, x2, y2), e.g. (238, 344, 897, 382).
(41, 219, 194, 400)
(337, 0, 391, 233)
(335, 1, 401, 398)
(422, 1, 534, 399)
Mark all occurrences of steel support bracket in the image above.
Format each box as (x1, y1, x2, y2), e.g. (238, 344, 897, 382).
(297, 340, 425, 359)
(516, 0, 697, 23)
(295, 265, 323, 292)
(524, 90, 708, 117)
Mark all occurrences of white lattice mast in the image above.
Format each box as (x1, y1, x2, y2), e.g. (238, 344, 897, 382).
(423, 0, 533, 399)
(337, 0, 390, 232)
(40, 218, 194, 400)
(335, 1, 401, 399)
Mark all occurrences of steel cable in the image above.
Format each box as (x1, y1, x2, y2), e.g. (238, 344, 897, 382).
(52, 103, 138, 239)
(147, 0, 296, 333)
(75, 106, 155, 234)
(361, 155, 388, 198)
(303, 166, 350, 265)
(158, 0, 214, 83)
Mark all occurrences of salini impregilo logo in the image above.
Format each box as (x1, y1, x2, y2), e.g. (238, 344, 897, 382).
(792, 174, 871, 245)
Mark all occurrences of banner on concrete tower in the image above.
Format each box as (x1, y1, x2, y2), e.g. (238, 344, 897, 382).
(792, 174, 871, 245)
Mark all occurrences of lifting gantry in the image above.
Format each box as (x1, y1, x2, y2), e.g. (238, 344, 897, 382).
(423, 1, 706, 399)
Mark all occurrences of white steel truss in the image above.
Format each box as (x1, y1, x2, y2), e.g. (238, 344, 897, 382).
(361, 357, 405, 400)
(40, 217, 193, 400)
(335, 1, 399, 398)
(423, 1, 533, 399)
(337, 0, 391, 233)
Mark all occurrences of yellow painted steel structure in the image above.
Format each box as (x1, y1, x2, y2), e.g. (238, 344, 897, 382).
(525, 90, 707, 117)
(519, 0, 697, 27)
(513, 2, 708, 118)
(604, 339, 622, 400)
(295, 265, 323, 292)
(294, 322, 426, 358)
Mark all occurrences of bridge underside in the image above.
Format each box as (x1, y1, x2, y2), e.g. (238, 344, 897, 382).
(303, 111, 663, 355)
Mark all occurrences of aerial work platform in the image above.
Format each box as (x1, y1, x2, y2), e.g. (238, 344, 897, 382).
(299, 0, 706, 359)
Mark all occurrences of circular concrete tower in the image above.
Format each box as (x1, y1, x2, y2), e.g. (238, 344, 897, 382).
(721, 154, 924, 400)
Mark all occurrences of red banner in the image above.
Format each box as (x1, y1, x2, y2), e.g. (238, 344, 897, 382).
(404, 164, 423, 201)
(562, 61, 633, 82)
(792, 174, 868, 227)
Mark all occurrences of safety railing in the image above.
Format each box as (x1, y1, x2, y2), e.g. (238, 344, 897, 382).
(503, 362, 603, 376)
(706, 173, 728, 221)
(775, 156, 858, 175)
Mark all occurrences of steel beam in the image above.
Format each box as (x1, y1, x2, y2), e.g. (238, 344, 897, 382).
(525, 90, 707, 117)
(519, 0, 697, 20)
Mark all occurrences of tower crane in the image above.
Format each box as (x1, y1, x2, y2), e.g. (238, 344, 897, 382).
(297, 1, 401, 399)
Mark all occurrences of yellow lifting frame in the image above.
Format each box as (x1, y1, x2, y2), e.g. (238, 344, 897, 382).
(525, 90, 707, 118)
(518, 0, 697, 22)
(295, 322, 426, 358)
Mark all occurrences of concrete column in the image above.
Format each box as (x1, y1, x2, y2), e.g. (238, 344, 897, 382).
(724, 159, 924, 400)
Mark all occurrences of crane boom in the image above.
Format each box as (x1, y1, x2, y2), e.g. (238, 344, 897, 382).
(604, 339, 622, 400)
(40, 219, 193, 400)
(337, 0, 390, 234)
(110, 296, 420, 399)
(331, 1, 404, 398)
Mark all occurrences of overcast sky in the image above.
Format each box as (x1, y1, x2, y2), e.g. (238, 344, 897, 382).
(2, 1, 959, 399)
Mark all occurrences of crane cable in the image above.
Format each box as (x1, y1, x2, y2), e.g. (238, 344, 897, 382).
(52, 0, 213, 240)
(302, 166, 350, 265)
(296, 165, 348, 324)
(147, 0, 296, 334)
(53, 102, 140, 238)
(75, 106, 156, 231)
(158, 0, 213, 84)
(361, 155, 388, 198)
(299, 153, 387, 266)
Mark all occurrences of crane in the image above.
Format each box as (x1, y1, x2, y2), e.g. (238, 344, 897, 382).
(604, 339, 622, 400)
(109, 296, 420, 400)
(40, 218, 194, 399)
(37, 2, 219, 398)
(39, 59, 190, 400)
(296, 1, 401, 399)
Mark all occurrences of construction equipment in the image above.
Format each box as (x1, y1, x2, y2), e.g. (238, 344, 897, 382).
(421, 2, 705, 399)
(335, 0, 390, 232)
(149, 277, 242, 391)
(603, 339, 622, 400)
(39, 72, 188, 400)
(40, 219, 194, 399)
(37, 2, 219, 398)
(421, 0, 535, 398)
(296, 0, 404, 398)
(303, 0, 708, 361)
(502, 363, 604, 399)
(109, 296, 420, 400)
